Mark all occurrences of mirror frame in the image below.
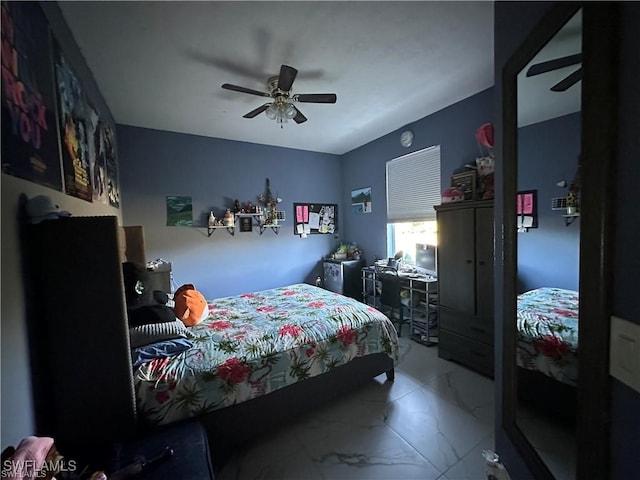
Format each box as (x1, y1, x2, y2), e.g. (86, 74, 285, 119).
(502, 2, 617, 478)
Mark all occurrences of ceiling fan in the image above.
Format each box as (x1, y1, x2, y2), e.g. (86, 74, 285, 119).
(222, 64, 337, 126)
(525, 53, 582, 92)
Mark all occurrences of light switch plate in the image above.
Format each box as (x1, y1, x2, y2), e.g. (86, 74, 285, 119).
(610, 315, 640, 392)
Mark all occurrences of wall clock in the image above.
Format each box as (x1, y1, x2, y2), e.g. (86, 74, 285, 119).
(400, 129, 414, 148)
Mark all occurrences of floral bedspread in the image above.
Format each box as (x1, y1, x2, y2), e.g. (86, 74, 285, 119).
(516, 287, 579, 386)
(135, 283, 399, 425)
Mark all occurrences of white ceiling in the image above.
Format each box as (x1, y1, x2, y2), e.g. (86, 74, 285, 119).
(57, 1, 495, 155)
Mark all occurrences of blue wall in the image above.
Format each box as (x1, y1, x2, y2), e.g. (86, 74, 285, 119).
(517, 112, 581, 292)
(117, 126, 342, 299)
(340, 87, 494, 261)
(117, 89, 494, 297)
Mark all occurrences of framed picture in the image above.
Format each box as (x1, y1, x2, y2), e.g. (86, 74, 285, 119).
(351, 186, 372, 214)
(239, 216, 253, 232)
(451, 171, 476, 201)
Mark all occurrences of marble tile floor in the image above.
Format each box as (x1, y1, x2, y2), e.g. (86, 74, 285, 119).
(215, 337, 496, 480)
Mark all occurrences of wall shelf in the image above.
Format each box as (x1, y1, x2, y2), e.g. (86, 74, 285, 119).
(206, 212, 284, 237)
(260, 224, 281, 235)
(562, 213, 580, 226)
(207, 225, 235, 236)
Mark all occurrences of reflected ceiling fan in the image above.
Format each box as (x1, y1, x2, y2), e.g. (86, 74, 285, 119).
(222, 64, 337, 126)
(526, 53, 582, 92)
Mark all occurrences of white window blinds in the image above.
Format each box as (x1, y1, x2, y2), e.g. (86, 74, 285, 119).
(386, 145, 441, 222)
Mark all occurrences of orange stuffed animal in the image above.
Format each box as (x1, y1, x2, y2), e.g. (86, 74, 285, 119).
(173, 284, 208, 326)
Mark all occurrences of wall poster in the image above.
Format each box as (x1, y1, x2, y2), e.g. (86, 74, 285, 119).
(90, 118, 119, 207)
(351, 186, 372, 214)
(54, 39, 93, 202)
(1, 2, 62, 190)
(166, 196, 193, 226)
(102, 123, 120, 207)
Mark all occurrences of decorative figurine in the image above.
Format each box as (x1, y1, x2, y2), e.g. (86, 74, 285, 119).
(224, 209, 234, 227)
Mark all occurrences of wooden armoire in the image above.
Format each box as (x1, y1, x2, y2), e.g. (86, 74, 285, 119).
(435, 200, 494, 377)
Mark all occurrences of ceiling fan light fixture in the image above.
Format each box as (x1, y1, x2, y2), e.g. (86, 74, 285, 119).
(223, 63, 336, 125)
(284, 103, 296, 119)
(265, 104, 278, 120)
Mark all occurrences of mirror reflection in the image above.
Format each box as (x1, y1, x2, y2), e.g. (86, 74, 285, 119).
(515, 10, 581, 480)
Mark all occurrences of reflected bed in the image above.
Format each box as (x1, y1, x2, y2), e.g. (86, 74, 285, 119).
(516, 287, 579, 387)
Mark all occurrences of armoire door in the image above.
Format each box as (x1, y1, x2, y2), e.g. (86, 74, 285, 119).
(475, 206, 494, 319)
(437, 207, 475, 314)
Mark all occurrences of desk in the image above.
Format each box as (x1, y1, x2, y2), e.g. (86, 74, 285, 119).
(361, 266, 438, 346)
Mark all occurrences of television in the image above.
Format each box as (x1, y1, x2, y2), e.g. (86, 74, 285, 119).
(415, 243, 437, 277)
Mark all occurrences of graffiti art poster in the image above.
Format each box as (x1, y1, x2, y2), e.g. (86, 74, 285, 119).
(1, 2, 62, 189)
(89, 113, 107, 204)
(53, 39, 92, 201)
(103, 122, 120, 207)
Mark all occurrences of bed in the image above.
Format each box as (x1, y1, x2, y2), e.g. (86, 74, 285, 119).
(516, 287, 579, 422)
(133, 283, 398, 450)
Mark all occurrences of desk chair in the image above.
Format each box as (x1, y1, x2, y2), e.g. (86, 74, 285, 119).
(377, 266, 409, 337)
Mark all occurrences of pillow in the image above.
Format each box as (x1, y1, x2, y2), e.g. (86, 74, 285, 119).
(173, 284, 208, 326)
(129, 320, 195, 349)
(131, 338, 194, 369)
(128, 303, 177, 327)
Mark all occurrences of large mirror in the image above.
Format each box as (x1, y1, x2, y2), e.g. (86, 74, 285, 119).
(515, 10, 582, 480)
(502, 3, 616, 479)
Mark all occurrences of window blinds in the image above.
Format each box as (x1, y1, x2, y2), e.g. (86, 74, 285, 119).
(386, 145, 441, 222)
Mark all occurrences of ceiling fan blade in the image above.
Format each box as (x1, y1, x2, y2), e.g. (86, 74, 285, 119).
(243, 103, 271, 118)
(292, 107, 307, 124)
(277, 65, 298, 92)
(222, 83, 271, 98)
(295, 93, 337, 104)
(526, 53, 582, 77)
(550, 67, 582, 92)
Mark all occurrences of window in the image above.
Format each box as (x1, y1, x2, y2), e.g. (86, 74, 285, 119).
(386, 145, 441, 259)
(388, 221, 438, 263)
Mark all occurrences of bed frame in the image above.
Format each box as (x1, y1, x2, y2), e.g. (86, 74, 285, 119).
(517, 366, 576, 426)
(177, 354, 394, 463)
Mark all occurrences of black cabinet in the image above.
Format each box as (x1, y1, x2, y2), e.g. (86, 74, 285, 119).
(435, 200, 494, 377)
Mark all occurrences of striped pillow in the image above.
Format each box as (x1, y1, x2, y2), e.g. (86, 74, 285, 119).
(129, 320, 195, 349)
